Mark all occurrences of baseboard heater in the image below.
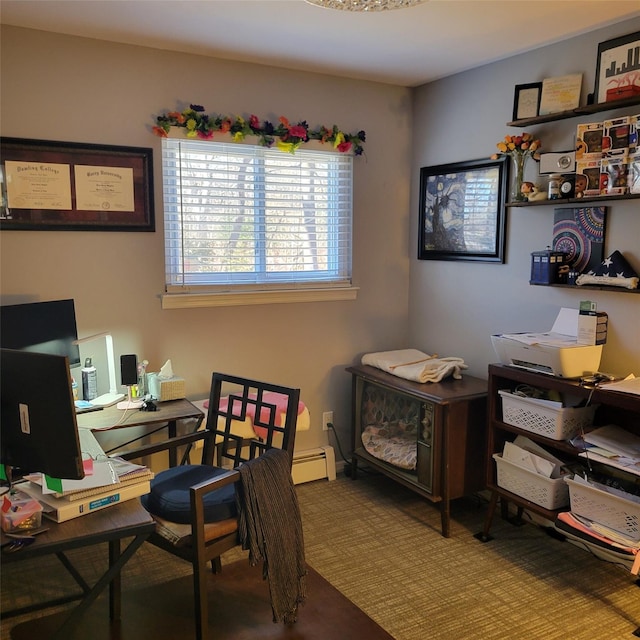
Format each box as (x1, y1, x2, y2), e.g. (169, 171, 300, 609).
(291, 446, 337, 485)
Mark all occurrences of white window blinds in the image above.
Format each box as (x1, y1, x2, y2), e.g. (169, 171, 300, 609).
(162, 138, 353, 292)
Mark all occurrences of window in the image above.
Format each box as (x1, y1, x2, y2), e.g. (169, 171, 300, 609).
(161, 138, 354, 306)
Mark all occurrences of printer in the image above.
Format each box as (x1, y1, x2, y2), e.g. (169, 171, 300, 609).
(491, 307, 603, 379)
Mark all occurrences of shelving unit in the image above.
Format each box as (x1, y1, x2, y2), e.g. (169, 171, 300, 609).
(478, 364, 640, 545)
(506, 95, 638, 292)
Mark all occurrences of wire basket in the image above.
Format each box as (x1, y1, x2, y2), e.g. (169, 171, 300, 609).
(498, 390, 595, 440)
(493, 453, 570, 510)
(565, 477, 640, 541)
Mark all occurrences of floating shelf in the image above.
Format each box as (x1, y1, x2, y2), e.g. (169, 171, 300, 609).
(507, 95, 640, 127)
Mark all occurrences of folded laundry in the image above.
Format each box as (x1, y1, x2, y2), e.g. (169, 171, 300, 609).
(362, 348, 467, 383)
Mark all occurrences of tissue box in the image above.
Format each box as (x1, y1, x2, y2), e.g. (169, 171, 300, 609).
(1, 489, 43, 532)
(147, 373, 186, 401)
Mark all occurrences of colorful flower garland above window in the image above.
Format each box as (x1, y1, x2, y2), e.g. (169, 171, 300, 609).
(152, 104, 366, 156)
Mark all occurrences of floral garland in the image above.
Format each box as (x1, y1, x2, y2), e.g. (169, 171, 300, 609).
(152, 104, 366, 156)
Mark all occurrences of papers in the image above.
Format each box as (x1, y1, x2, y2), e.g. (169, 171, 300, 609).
(601, 375, 640, 397)
(584, 425, 640, 458)
(503, 436, 567, 479)
(580, 424, 640, 477)
(498, 308, 589, 348)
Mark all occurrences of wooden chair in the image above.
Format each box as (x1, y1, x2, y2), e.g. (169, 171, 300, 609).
(140, 372, 301, 640)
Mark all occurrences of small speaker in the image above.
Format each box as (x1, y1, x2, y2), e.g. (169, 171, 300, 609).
(120, 354, 138, 386)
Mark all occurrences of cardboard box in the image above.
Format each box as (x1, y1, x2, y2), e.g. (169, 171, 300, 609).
(577, 311, 608, 346)
(603, 117, 631, 157)
(629, 151, 640, 194)
(575, 158, 602, 197)
(576, 122, 604, 158)
(601, 156, 629, 196)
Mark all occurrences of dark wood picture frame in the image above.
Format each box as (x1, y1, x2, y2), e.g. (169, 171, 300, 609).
(593, 31, 640, 105)
(0, 137, 154, 231)
(513, 82, 542, 121)
(418, 156, 508, 263)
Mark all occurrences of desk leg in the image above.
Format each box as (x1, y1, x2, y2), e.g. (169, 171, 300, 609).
(168, 419, 177, 467)
(51, 532, 149, 639)
(108, 539, 121, 621)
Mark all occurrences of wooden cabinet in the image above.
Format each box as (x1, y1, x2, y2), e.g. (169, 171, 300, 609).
(346, 364, 487, 537)
(480, 363, 640, 541)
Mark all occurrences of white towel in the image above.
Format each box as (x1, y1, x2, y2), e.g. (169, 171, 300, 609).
(362, 349, 468, 383)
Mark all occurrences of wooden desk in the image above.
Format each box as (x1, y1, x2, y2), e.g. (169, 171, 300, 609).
(347, 365, 488, 537)
(1, 499, 154, 639)
(77, 398, 205, 467)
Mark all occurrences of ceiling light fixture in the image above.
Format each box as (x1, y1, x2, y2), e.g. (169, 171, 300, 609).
(306, 0, 427, 11)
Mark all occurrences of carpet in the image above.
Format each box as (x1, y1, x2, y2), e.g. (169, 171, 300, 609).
(8, 560, 393, 640)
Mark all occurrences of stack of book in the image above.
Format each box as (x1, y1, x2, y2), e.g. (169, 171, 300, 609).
(20, 430, 153, 522)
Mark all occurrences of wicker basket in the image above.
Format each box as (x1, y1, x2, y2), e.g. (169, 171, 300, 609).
(493, 453, 570, 510)
(498, 390, 595, 440)
(565, 477, 640, 541)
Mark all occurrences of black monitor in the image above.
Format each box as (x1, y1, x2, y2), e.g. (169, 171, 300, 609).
(1, 349, 85, 481)
(0, 299, 81, 368)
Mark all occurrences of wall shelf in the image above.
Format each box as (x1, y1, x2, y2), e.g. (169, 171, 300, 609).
(507, 95, 640, 127)
(529, 282, 640, 295)
(508, 193, 640, 207)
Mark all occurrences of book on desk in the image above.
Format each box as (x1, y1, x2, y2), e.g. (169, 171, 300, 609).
(19, 429, 154, 522)
(19, 478, 152, 523)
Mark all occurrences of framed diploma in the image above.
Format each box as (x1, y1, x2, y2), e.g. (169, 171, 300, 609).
(0, 137, 154, 231)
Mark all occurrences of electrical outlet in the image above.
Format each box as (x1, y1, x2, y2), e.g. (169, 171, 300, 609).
(322, 411, 333, 431)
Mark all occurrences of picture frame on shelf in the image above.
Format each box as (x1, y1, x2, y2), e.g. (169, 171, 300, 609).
(513, 82, 542, 121)
(539, 74, 582, 115)
(418, 156, 508, 263)
(0, 137, 155, 232)
(594, 31, 640, 105)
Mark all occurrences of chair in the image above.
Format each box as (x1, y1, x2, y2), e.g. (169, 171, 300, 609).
(140, 372, 303, 640)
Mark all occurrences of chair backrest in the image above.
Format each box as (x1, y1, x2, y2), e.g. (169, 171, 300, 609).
(201, 372, 300, 470)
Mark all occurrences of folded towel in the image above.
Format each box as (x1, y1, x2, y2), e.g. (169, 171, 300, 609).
(362, 349, 468, 383)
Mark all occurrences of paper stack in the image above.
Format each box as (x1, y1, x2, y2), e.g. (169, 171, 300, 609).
(20, 429, 153, 522)
(579, 424, 640, 477)
(503, 435, 567, 479)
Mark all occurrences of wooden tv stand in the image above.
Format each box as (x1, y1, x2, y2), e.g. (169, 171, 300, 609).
(346, 365, 487, 537)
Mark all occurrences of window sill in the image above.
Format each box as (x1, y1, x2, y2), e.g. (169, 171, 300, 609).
(161, 287, 359, 309)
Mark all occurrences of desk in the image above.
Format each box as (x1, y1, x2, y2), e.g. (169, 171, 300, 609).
(1, 499, 154, 639)
(77, 398, 205, 467)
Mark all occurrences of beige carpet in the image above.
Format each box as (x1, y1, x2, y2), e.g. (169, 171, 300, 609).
(2, 473, 640, 639)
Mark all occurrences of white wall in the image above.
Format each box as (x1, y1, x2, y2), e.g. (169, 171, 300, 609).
(0, 26, 413, 455)
(410, 20, 640, 379)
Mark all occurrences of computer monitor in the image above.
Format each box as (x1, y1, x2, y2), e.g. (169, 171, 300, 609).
(0, 349, 85, 481)
(0, 299, 81, 368)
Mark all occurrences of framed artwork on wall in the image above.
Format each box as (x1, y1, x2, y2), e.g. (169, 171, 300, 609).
(552, 206, 607, 274)
(0, 137, 155, 231)
(418, 157, 508, 263)
(593, 31, 640, 104)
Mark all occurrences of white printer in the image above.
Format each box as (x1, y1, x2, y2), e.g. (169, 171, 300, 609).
(492, 307, 603, 379)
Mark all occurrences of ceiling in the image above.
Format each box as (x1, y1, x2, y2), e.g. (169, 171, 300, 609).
(1, 1, 639, 87)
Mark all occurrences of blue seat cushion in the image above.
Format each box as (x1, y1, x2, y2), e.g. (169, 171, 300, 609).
(140, 465, 237, 524)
